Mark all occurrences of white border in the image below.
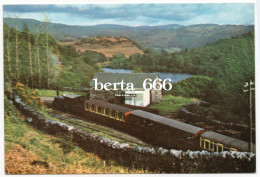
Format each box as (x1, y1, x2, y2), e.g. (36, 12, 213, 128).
(0, 1, 258, 177)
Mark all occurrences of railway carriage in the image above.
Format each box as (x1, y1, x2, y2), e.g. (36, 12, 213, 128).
(127, 110, 205, 150)
(200, 131, 255, 152)
(52, 94, 85, 114)
(52, 95, 65, 110)
(85, 100, 133, 122)
(84, 99, 133, 129)
(52, 95, 255, 153)
(63, 94, 85, 114)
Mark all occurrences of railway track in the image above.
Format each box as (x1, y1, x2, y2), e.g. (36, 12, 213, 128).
(48, 109, 149, 147)
(48, 106, 250, 144)
(43, 98, 252, 141)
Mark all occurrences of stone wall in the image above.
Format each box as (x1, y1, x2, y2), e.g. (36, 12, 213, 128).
(11, 96, 256, 173)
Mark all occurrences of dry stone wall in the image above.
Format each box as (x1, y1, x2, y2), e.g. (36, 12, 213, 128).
(11, 95, 256, 173)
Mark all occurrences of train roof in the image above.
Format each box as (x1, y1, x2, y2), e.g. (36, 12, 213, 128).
(85, 100, 133, 113)
(201, 131, 255, 152)
(130, 110, 204, 135)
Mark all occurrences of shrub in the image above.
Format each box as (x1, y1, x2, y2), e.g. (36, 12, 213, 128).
(167, 76, 214, 101)
(12, 82, 44, 108)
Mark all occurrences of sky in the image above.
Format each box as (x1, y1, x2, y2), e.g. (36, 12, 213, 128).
(3, 3, 255, 26)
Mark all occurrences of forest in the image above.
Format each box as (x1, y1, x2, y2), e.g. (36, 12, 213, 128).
(3, 20, 100, 90)
(107, 32, 255, 118)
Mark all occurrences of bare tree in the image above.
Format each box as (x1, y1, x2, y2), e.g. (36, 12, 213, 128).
(6, 15, 12, 77)
(34, 24, 41, 88)
(28, 24, 33, 87)
(44, 13, 50, 88)
(15, 16, 20, 80)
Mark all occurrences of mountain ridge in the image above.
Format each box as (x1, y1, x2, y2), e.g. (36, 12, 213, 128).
(4, 17, 254, 50)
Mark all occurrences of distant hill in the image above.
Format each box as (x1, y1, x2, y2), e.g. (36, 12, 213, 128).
(4, 18, 254, 50)
(60, 36, 144, 58)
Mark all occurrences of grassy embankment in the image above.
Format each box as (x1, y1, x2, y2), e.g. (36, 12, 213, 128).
(38, 89, 87, 97)
(4, 96, 154, 174)
(149, 95, 198, 116)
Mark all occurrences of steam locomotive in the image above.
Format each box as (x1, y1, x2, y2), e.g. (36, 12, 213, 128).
(52, 94, 255, 153)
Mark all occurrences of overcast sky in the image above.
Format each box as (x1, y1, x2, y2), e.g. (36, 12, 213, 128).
(3, 3, 255, 26)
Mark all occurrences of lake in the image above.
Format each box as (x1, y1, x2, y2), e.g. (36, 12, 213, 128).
(101, 68, 193, 83)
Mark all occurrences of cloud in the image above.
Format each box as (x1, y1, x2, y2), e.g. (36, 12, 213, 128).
(3, 3, 255, 26)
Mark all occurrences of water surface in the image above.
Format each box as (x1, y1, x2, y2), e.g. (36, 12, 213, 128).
(102, 68, 193, 83)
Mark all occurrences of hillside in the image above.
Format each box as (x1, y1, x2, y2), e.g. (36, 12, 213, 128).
(109, 32, 254, 77)
(3, 23, 99, 89)
(108, 31, 254, 120)
(4, 96, 151, 174)
(4, 18, 254, 50)
(136, 24, 254, 50)
(60, 36, 144, 58)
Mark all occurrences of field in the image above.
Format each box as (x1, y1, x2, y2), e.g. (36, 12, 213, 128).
(149, 95, 198, 116)
(59, 36, 144, 58)
(4, 96, 153, 174)
(38, 89, 87, 97)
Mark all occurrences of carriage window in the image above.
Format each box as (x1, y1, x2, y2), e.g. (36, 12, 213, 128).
(95, 106, 99, 113)
(205, 140, 210, 150)
(85, 103, 89, 110)
(118, 113, 122, 121)
(105, 109, 109, 116)
(217, 144, 223, 152)
(102, 108, 106, 115)
(210, 142, 214, 151)
(115, 111, 119, 120)
(214, 144, 218, 152)
(111, 110, 115, 119)
(97, 106, 102, 114)
(118, 113, 124, 122)
(121, 114, 125, 122)
(108, 109, 112, 118)
(200, 137, 204, 148)
(90, 104, 94, 112)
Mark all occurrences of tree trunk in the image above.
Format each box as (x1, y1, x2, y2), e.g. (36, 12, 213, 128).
(15, 19, 19, 80)
(46, 28, 50, 89)
(45, 13, 50, 89)
(28, 33, 33, 87)
(6, 24, 12, 77)
(35, 26, 41, 88)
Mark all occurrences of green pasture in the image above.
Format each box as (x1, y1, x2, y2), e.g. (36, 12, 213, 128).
(38, 89, 87, 97)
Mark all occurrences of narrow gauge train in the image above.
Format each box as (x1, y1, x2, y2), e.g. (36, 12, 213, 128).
(52, 94, 255, 153)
